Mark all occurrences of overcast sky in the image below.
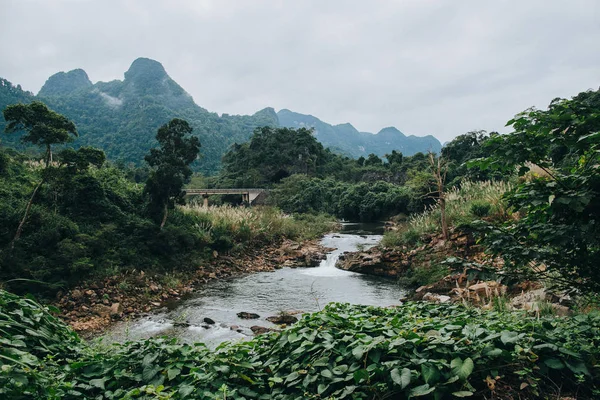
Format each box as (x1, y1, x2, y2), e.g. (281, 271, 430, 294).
(1, 0, 599, 142)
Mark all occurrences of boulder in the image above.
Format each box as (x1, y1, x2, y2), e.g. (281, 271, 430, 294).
(266, 314, 298, 325)
(91, 304, 111, 317)
(511, 288, 547, 308)
(203, 317, 216, 325)
(110, 303, 122, 316)
(422, 292, 452, 303)
(250, 325, 275, 335)
(237, 312, 260, 319)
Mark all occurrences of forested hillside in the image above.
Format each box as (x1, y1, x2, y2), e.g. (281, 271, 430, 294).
(278, 109, 442, 157)
(0, 58, 440, 174)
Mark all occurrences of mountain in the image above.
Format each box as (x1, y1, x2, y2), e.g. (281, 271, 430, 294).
(1, 57, 440, 173)
(277, 109, 441, 157)
(1, 58, 278, 174)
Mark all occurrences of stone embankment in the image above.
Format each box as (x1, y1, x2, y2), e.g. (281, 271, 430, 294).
(55, 239, 331, 335)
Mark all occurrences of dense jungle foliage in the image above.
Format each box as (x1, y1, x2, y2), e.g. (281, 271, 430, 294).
(212, 126, 494, 222)
(2, 291, 599, 399)
(466, 89, 600, 294)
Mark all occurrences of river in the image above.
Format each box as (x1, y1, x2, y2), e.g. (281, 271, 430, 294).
(102, 222, 406, 348)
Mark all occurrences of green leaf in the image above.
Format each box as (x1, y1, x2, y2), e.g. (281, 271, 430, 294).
(353, 369, 369, 384)
(288, 332, 300, 343)
(410, 384, 436, 397)
(89, 378, 106, 390)
(500, 331, 519, 344)
(483, 348, 502, 357)
(142, 365, 161, 382)
(317, 383, 328, 395)
(451, 357, 474, 380)
(313, 356, 329, 367)
(352, 345, 365, 360)
(452, 391, 474, 397)
(321, 369, 333, 379)
(178, 384, 194, 397)
(421, 363, 440, 384)
(285, 371, 299, 383)
(391, 367, 411, 389)
(167, 367, 181, 380)
(565, 360, 590, 376)
(543, 358, 564, 370)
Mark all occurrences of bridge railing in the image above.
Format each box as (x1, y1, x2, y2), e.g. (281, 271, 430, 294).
(184, 188, 268, 195)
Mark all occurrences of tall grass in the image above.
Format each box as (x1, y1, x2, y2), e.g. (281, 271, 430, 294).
(383, 180, 511, 247)
(180, 205, 336, 245)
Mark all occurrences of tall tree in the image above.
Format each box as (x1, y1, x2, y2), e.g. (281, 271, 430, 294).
(3, 101, 77, 166)
(428, 152, 449, 240)
(2, 102, 77, 248)
(144, 118, 200, 229)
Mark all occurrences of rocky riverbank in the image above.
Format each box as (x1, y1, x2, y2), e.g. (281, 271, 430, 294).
(336, 230, 574, 314)
(54, 239, 332, 335)
(336, 231, 476, 278)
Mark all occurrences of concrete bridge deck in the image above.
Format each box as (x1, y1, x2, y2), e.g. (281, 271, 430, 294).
(184, 188, 268, 206)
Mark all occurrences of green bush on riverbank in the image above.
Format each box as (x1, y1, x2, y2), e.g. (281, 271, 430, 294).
(2, 289, 598, 399)
(382, 180, 511, 248)
(181, 204, 336, 245)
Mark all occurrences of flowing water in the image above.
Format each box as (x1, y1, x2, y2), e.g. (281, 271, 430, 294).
(103, 222, 406, 348)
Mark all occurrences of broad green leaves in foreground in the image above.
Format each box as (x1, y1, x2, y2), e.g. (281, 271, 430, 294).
(1, 291, 599, 399)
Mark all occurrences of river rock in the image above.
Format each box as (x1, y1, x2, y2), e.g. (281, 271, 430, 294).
(237, 312, 260, 319)
(266, 314, 298, 325)
(251, 325, 275, 335)
(92, 304, 111, 317)
(203, 317, 216, 325)
(423, 292, 451, 303)
(336, 247, 409, 278)
(110, 303, 122, 316)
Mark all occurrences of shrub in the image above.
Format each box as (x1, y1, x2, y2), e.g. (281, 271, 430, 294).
(399, 260, 450, 287)
(470, 200, 492, 217)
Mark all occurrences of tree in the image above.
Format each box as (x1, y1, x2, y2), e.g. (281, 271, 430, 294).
(364, 153, 383, 167)
(471, 89, 600, 293)
(144, 119, 200, 229)
(2, 102, 78, 248)
(219, 127, 328, 186)
(3, 101, 77, 166)
(428, 152, 449, 240)
(385, 150, 403, 166)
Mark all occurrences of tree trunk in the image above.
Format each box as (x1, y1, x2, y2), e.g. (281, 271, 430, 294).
(429, 152, 449, 240)
(440, 195, 448, 240)
(160, 203, 169, 230)
(10, 178, 44, 251)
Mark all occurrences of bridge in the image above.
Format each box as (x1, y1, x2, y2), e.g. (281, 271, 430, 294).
(184, 188, 268, 207)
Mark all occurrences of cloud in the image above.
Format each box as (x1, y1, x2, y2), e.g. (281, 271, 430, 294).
(1, 0, 599, 142)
